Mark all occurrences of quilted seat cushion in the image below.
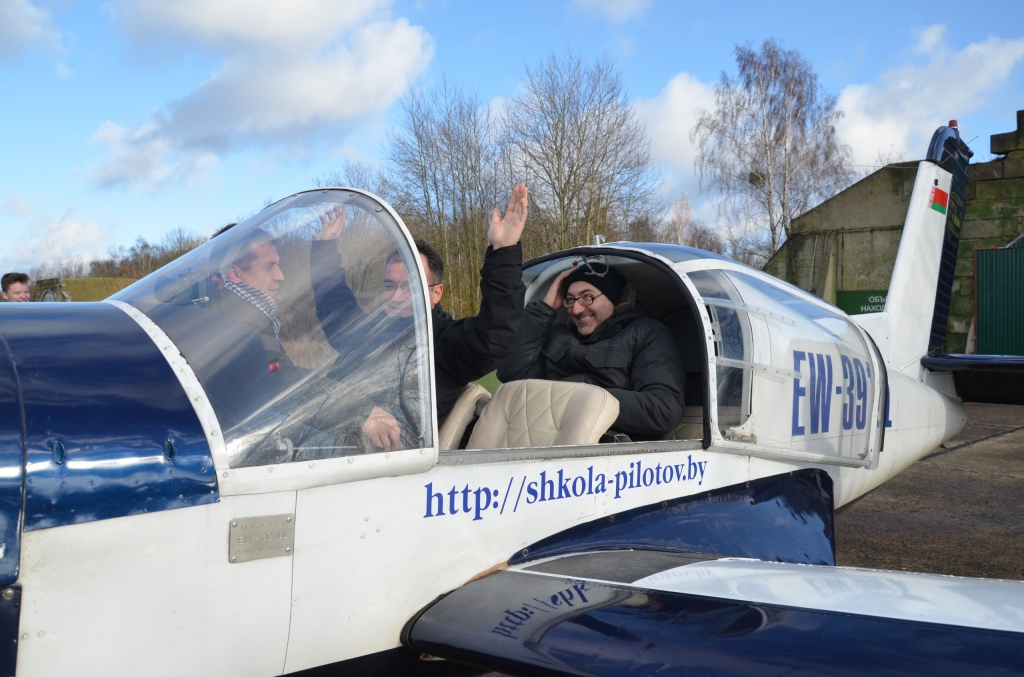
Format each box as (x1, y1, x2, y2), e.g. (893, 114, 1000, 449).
(467, 379, 619, 449)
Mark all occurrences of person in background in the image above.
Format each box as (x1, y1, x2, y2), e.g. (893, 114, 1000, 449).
(1, 273, 31, 302)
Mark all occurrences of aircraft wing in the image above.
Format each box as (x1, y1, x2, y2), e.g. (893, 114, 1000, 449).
(922, 353, 1024, 405)
(403, 470, 1024, 676)
(404, 553, 1024, 677)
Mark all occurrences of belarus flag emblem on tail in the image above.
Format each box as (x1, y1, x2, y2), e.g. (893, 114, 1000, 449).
(930, 186, 949, 215)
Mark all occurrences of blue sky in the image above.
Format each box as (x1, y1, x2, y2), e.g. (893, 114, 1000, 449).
(1, 0, 1023, 274)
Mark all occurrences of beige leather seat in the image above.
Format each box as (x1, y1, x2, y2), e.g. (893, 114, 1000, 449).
(467, 379, 619, 449)
(663, 405, 704, 440)
(438, 383, 492, 450)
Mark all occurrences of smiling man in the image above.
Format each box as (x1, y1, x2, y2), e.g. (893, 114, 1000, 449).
(497, 262, 686, 441)
(1, 273, 31, 302)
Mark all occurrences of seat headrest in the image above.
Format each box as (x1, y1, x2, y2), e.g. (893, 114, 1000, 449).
(438, 383, 491, 450)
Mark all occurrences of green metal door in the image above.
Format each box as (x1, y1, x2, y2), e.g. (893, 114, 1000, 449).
(977, 247, 1024, 355)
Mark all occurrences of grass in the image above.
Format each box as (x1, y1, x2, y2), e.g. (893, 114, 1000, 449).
(476, 370, 501, 394)
(62, 278, 136, 301)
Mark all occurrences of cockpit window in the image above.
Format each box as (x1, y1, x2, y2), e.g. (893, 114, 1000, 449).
(114, 190, 433, 467)
(687, 270, 753, 433)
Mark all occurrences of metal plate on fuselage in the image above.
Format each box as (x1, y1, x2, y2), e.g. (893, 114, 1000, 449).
(228, 514, 295, 563)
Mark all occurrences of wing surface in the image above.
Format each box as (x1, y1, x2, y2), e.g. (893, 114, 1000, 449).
(404, 552, 1024, 677)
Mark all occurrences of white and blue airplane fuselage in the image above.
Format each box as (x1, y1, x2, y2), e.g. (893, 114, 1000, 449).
(1, 124, 1020, 676)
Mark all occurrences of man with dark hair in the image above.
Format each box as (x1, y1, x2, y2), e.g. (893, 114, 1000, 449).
(498, 262, 685, 440)
(1, 273, 31, 302)
(310, 184, 528, 451)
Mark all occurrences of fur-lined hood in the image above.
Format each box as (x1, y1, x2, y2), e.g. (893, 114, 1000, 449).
(612, 283, 637, 316)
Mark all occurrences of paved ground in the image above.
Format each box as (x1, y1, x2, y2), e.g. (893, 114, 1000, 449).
(479, 402, 1024, 676)
(835, 401, 1024, 580)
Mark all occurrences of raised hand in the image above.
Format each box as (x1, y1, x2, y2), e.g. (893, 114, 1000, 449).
(488, 183, 528, 250)
(315, 205, 347, 241)
(362, 405, 401, 452)
(543, 268, 574, 310)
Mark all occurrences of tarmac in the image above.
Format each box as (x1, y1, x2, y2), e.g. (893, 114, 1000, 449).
(835, 401, 1024, 580)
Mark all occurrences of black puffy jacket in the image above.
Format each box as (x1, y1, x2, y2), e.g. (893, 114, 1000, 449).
(497, 296, 685, 439)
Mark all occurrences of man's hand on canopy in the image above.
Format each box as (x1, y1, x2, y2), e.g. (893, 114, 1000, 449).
(363, 405, 401, 452)
(315, 205, 348, 241)
(488, 183, 528, 250)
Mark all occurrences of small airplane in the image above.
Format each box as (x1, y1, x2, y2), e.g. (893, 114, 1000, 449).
(0, 123, 1021, 676)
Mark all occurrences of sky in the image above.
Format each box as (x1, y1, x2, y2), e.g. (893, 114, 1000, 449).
(1, 0, 1023, 275)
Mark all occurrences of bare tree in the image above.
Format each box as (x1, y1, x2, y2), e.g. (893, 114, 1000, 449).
(315, 160, 395, 202)
(723, 224, 773, 268)
(31, 256, 88, 280)
(660, 194, 726, 254)
(502, 51, 661, 256)
(691, 39, 852, 257)
(873, 145, 907, 168)
(88, 229, 207, 278)
(383, 79, 502, 319)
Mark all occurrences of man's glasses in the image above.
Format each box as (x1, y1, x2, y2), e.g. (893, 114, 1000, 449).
(562, 292, 604, 308)
(381, 281, 441, 295)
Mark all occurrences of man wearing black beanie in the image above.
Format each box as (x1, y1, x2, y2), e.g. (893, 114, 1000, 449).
(498, 260, 685, 440)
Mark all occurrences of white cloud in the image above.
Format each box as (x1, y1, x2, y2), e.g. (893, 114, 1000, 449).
(0, 0, 62, 64)
(572, 0, 653, 23)
(1, 197, 31, 216)
(634, 71, 715, 212)
(112, 0, 382, 51)
(914, 24, 946, 55)
(836, 26, 1024, 166)
(0, 207, 108, 274)
(92, 0, 433, 192)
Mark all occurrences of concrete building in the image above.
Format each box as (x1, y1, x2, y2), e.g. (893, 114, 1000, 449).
(765, 111, 1024, 353)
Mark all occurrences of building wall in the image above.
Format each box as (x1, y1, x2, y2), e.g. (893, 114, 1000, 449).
(765, 111, 1024, 354)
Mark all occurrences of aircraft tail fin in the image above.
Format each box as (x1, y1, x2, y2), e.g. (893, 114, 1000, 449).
(882, 123, 972, 374)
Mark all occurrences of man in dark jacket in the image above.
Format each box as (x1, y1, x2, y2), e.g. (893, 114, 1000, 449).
(219, 228, 304, 388)
(497, 262, 685, 440)
(310, 184, 528, 451)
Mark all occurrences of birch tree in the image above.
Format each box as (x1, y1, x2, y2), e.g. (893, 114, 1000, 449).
(691, 39, 852, 257)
